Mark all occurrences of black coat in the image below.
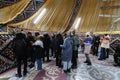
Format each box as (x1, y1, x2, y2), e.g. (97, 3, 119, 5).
(34, 45, 44, 59)
(12, 33, 27, 57)
(115, 44, 120, 55)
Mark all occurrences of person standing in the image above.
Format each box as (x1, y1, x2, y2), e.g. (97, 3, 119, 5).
(26, 32, 35, 68)
(33, 35, 44, 70)
(92, 34, 100, 56)
(71, 30, 80, 69)
(50, 33, 56, 58)
(12, 32, 27, 77)
(84, 34, 93, 65)
(60, 34, 73, 73)
(98, 34, 110, 60)
(43, 33, 51, 62)
(105, 34, 110, 58)
(113, 43, 120, 66)
(55, 33, 63, 68)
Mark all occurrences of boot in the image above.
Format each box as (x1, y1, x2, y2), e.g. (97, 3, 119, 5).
(67, 69, 71, 73)
(87, 62, 92, 65)
(63, 70, 67, 73)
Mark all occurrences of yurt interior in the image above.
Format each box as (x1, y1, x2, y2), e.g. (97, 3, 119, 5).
(0, 0, 120, 80)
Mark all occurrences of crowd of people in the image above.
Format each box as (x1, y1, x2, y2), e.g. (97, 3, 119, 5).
(11, 30, 80, 77)
(11, 29, 120, 78)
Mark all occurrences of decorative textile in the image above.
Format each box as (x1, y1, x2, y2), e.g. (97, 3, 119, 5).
(0, 54, 120, 80)
(8, 0, 76, 32)
(34, 62, 67, 80)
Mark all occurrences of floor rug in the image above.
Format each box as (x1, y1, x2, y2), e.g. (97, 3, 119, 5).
(68, 63, 120, 80)
(34, 61, 67, 80)
(0, 54, 119, 80)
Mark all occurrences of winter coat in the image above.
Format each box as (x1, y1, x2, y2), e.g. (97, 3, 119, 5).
(72, 34, 80, 51)
(93, 35, 100, 46)
(60, 37, 73, 61)
(84, 37, 92, 54)
(55, 33, 63, 52)
(43, 33, 51, 49)
(12, 33, 27, 57)
(115, 44, 120, 54)
(34, 40, 44, 59)
(100, 36, 110, 48)
(26, 36, 35, 57)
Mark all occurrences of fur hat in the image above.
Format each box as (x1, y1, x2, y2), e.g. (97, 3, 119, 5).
(36, 35, 43, 40)
(85, 32, 91, 36)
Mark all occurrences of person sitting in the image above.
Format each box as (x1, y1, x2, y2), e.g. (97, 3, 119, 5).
(113, 43, 120, 66)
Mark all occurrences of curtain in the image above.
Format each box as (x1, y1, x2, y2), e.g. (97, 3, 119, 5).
(0, 0, 31, 24)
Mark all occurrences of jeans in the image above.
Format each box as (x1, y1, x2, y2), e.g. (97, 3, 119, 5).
(85, 54, 91, 63)
(99, 47, 106, 59)
(63, 61, 72, 70)
(35, 58, 42, 70)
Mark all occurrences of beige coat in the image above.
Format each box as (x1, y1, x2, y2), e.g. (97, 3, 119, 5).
(101, 36, 110, 48)
(84, 43, 92, 54)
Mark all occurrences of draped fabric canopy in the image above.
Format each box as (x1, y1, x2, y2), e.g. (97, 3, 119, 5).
(1, 0, 120, 34)
(0, 0, 31, 24)
(69, 0, 120, 34)
(7, 0, 76, 32)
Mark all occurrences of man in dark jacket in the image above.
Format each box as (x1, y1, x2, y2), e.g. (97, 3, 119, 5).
(114, 43, 120, 66)
(12, 32, 27, 77)
(43, 33, 51, 62)
(55, 33, 63, 68)
(71, 30, 80, 69)
(26, 32, 35, 68)
(92, 34, 100, 56)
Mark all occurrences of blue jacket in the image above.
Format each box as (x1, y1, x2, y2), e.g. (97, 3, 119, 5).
(84, 37, 92, 44)
(60, 37, 73, 61)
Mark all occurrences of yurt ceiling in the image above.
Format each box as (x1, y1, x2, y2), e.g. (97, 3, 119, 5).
(0, 0, 120, 34)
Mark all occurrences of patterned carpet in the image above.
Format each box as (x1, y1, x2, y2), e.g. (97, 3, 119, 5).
(68, 63, 120, 80)
(0, 53, 120, 80)
(34, 62, 66, 80)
